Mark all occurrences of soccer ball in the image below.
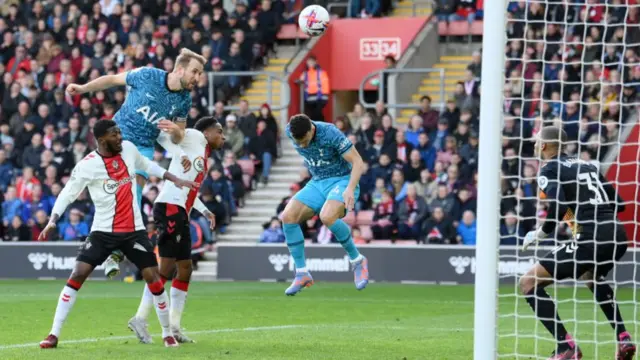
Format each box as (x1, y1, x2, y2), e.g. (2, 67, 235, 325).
(298, 5, 330, 37)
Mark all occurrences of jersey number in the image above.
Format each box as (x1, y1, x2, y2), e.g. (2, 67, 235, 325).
(578, 172, 610, 205)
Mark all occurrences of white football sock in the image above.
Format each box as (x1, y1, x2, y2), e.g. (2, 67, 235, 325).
(153, 290, 172, 338)
(135, 284, 154, 321)
(170, 286, 188, 331)
(50, 286, 78, 337)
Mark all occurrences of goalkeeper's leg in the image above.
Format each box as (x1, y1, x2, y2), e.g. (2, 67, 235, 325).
(582, 272, 635, 360)
(519, 262, 582, 360)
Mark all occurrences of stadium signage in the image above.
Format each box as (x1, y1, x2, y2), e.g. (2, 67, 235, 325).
(217, 244, 640, 286)
(0, 243, 118, 279)
(359, 37, 401, 61)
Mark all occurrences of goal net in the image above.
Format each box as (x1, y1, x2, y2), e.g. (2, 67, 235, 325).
(478, 0, 640, 359)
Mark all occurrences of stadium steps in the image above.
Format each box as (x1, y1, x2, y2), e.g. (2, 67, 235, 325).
(241, 45, 298, 111)
(216, 138, 303, 243)
(397, 49, 477, 124)
(391, 0, 433, 17)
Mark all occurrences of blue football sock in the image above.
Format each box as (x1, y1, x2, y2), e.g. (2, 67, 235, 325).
(329, 219, 360, 261)
(283, 223, 306, 269)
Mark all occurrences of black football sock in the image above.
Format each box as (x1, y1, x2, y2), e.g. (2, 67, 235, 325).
(525, 287, 569, 348)
(590, 281, 627, 337)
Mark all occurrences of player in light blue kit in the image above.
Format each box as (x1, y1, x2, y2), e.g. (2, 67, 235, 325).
(282, 114, 369, 296)
(66, 48, 206, 278)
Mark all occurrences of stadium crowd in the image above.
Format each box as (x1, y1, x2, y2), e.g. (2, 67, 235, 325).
(0, 0, 287, 242)
(264, 0, 639, 245)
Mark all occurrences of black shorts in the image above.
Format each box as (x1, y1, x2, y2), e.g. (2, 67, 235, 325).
(77, 230, 157, 270)
(540, 223, 628, 280)
(153, 202, 192, 261)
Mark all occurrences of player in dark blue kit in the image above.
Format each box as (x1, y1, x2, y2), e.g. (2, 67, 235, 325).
(281, 114, 369, 296)
(66, 48, 206, 278)
(519, 126, 635, 360)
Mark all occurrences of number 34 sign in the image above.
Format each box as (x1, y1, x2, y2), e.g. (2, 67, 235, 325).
(359, 37, 401, 61)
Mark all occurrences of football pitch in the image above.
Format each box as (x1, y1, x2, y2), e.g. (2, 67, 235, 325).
(0, 280, 637, 359)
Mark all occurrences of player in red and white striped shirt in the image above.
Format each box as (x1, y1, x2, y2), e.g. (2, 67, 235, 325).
(38, 120, 198, 349)
(128, 116, 225, 344)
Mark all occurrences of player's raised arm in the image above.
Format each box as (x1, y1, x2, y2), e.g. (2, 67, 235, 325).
(130, 142, 198, 189)
(157, 131, 191, 172)
(66, 72, 127, 95)
(40, 166, 91, 240)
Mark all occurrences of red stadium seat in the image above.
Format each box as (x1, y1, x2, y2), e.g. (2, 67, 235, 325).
(277, 24, 309, 40)
(360, 225, 373, 240)
(236, 159, 255, 176)
(438, 21, 484, 36)
(356, 211, 374, 226)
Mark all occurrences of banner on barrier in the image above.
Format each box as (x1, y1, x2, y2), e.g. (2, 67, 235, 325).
(0, 243, 129, 279)
(217, 244, 640, 285)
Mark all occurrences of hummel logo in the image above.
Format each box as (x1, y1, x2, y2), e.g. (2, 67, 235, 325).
(145, 93, 155, 99)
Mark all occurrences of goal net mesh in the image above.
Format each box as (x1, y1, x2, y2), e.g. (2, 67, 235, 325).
(497, 0, 640, 358)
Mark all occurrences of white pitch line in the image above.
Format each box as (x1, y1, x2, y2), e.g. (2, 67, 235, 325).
(0, 324, 474, 350)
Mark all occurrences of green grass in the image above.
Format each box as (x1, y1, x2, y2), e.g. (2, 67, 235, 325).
(0, 280, 637, 359)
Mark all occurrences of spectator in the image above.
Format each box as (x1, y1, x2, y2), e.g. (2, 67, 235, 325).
(500, 211, 524, 245)
(414, 169, 438, 202)
(397, 184, 428, 240)
(379, 113, 397, 146)
(451, 187, 476, 222)
(300, 55, 330, 121)
(371, 153, 394, 183)
(22, 132, 45, 170)
(0, 149, 15, 192)
(370, 189, 396, 240)
(370, 177, 387, 209)
(203, 168, 232, 223)
(418, 95, 439, 133)
(57, 208, 90, 241)
(248, 120, 277, 185)
(257, 103, 279, 140)
(259, 217, 285, 243)
(389, 129, 413, 165)
(347, 103, 367, 132)
(435, 0, 456, 21)
(352, 227, 367, 244)
(456, 210, 477, 245)
(430, 184, 456, 215)
(223, 114, 245, 158)
(2, 186, 22, 228)
(422, 206, 456, 244)
(21, 185, 51, 226)
(277, 183, 301, 216)
(199, 186, 227, 231)
(222, 151, 246, 206)
(363, 129, 391, 165)
(236, 100, 257, 141)
(354, 114, 375, 149)
(390, 168, 409, 202)
(415, 132, 436, 172)
(403, 149, 426, 183)
(441, 99, 461, 130)
(32, 209, 56, 241)
(4, 215, 31, 241)
(15, 166, 41, 202)
(405, 115, 426, 147)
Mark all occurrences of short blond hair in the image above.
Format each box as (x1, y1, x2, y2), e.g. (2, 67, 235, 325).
(175, 48, 206, 69)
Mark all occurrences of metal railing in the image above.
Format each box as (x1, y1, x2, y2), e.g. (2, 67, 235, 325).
(206, 71, 290, 114)
(358, 68, 446, 116)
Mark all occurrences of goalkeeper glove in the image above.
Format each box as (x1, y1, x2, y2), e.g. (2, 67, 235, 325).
(522, 228, 549, 251)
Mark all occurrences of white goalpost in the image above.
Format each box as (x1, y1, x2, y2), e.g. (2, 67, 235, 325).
(475, 1, 640, 359)
(474, 0, 507, 359)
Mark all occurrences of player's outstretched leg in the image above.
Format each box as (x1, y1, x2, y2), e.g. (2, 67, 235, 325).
(581, 272, 635, 360)
(520, 264, 582, 360)
(320, 200, 368, 290)
(281, 200, 316, 296)
(170, 260, 194, 343)
(129, 274, 168, 344)
(40, 262, 93, 349)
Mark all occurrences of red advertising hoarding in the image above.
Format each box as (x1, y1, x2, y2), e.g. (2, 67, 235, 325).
(288, 17, 429, 119)
(606, 123, 640, 245)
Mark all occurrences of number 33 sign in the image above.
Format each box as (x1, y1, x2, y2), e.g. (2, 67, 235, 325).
(360, 38, 401, 61)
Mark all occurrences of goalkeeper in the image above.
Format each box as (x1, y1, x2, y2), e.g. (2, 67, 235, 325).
(520, 126, 635, 360)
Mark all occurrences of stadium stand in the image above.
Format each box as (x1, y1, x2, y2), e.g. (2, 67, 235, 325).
(0, 0, 298, 245)
(266, 0, 639, 246)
